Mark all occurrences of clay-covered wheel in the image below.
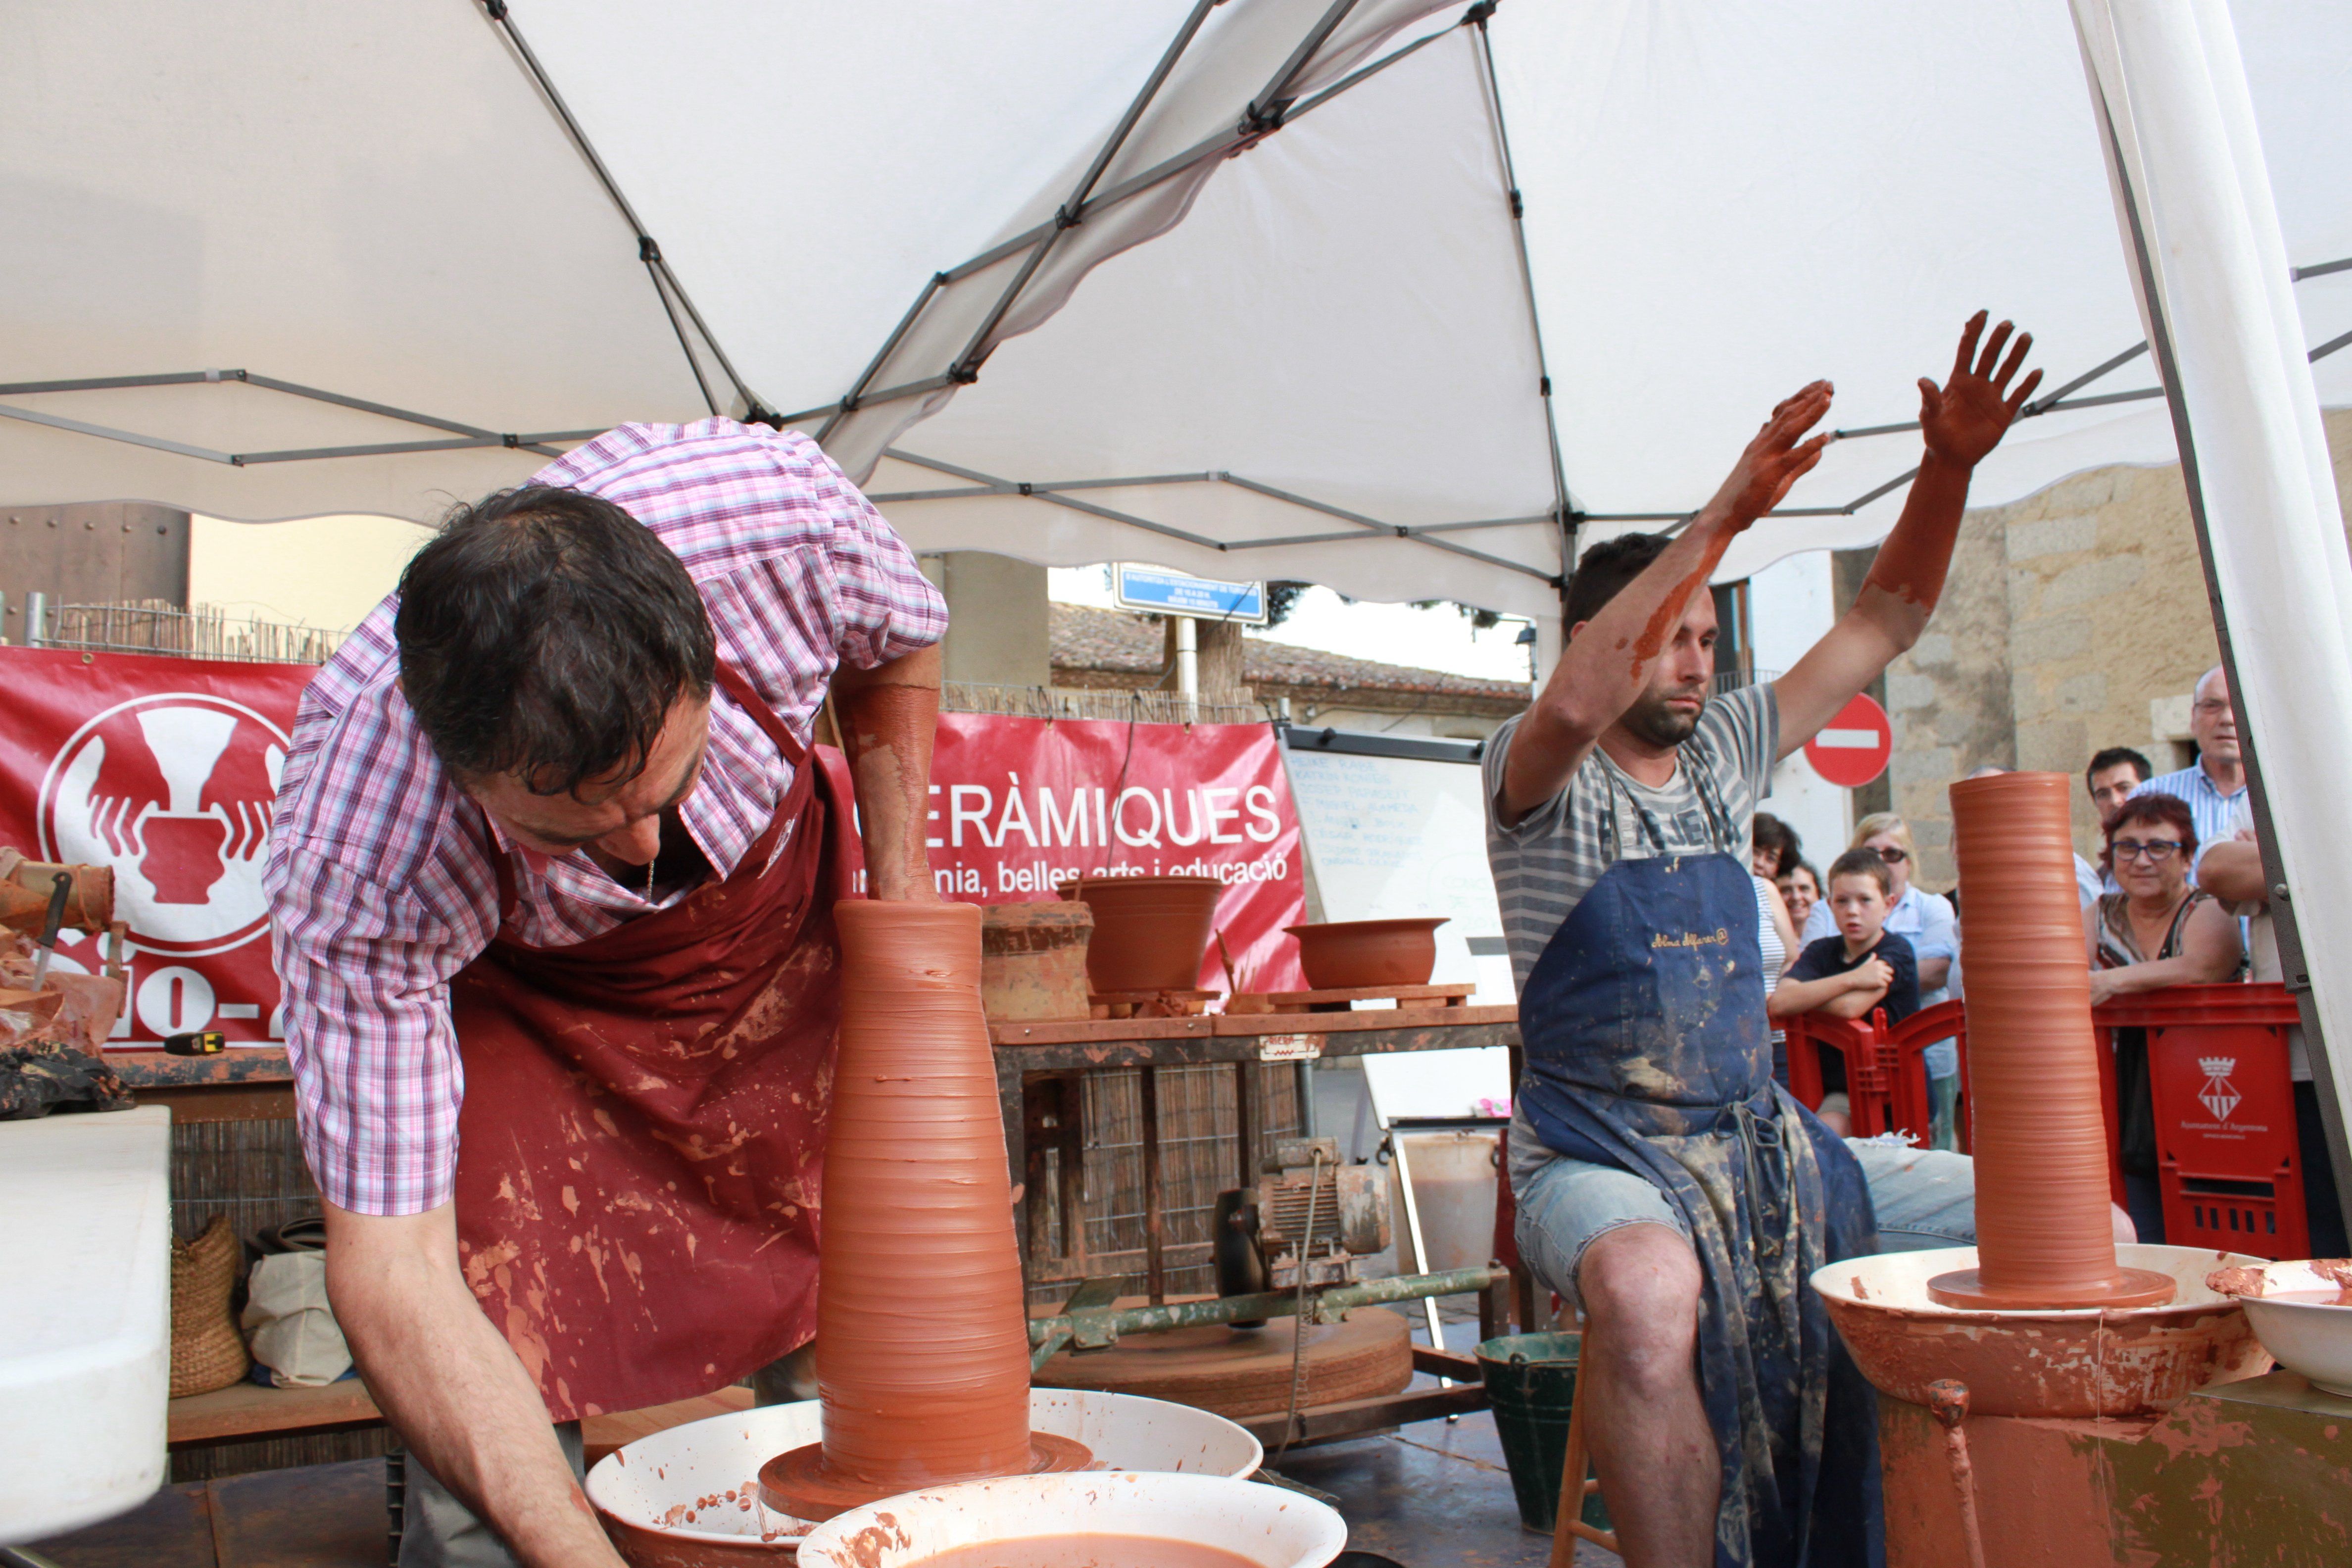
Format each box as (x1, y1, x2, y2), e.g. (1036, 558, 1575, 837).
(1031, 1308, 1413, 1418)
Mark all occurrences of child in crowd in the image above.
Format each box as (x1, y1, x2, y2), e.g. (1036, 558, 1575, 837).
(1769, 847, 1922, 1134)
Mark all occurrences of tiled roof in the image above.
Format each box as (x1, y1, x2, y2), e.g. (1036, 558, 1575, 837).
(1049, 602, 1531, 703)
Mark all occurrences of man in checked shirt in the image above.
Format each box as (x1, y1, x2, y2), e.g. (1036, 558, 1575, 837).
(264, 418, 949, 1568)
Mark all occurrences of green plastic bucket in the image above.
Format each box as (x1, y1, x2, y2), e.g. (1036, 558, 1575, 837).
(1474, 1331, 1613, 1536)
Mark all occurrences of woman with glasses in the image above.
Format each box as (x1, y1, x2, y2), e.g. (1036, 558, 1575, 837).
(1800, 812, 1962, 1141)
(2085, 791, 2244, 1242)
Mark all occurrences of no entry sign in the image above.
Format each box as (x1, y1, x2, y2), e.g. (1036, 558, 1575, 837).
(1804, 692, 1893, 788)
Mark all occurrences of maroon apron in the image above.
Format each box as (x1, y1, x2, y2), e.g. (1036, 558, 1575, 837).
(450, 664, 842, 1421)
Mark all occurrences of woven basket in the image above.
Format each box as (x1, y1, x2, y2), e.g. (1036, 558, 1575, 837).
(170, 1216, 250, 1397)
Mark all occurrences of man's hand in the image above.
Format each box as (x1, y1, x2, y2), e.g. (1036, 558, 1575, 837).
(1699, 381, 1836, 531)
(323, 1202, 623, 1568)
(1919, 311, 2043, 470)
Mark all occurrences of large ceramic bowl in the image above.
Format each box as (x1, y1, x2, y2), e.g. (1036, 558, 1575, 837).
(1283, 918, 1449, 990)
(2206, 1258, 2352, 1396)
(1057, 876, 1222, 993)
(1812, 1243, 2270, 1418)
(586, 1389, 1262, 1566)
(796, 1471, 1346, 1568)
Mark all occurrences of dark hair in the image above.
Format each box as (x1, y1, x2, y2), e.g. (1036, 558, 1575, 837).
(2101, 792, 2197, 875)
(1563, 531, 1671, 632)
(395, 485, 716, 794)
(2086, 746, 2153, 788)
(1751, 812, 1800, 878)
(1826, 847, 1894, 896)
(1788, 861, 1822, 893)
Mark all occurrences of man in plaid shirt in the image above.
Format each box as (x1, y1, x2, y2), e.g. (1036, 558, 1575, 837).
(265, 418, 947, 1568)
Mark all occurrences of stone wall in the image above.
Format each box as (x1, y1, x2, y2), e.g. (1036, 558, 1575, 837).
(1881, 409, 2352, 888)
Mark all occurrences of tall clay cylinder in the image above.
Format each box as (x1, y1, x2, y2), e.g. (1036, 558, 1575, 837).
(1946, 773, 2130, 1300)
(816, 900, 1033, 1486)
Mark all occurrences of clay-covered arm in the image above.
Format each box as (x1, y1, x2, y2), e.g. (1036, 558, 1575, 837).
(833, 642, 944, 902)
(1774, 315, 2044, 756)
(322, 1202, 621, 1568)
(1500, 386, 1833, 824)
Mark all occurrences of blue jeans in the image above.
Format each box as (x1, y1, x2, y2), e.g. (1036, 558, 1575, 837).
(1514, 1139, 1978, 1314)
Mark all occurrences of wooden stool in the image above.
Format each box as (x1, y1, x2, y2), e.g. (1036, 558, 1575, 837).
(1548, 1312, 1620, 1565)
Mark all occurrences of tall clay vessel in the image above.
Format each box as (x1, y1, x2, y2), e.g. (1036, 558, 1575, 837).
(1931, 773, 2172, 1309)
(759, 900, 1085, 1521)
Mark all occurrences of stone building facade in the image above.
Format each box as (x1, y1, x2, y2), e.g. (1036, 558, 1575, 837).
(1878, 408, 2352, 888)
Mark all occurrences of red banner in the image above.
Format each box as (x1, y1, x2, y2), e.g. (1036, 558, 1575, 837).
(0, 649, 1307, 1045)
(0, 648, 313, 1048)
(926, 715, 1307, 993)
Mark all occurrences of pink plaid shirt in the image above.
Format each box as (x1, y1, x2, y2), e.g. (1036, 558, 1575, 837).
(265, 420, 947, 1216)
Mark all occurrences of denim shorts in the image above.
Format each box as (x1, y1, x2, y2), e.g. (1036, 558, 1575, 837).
(1513, 1139, 1977, 1315)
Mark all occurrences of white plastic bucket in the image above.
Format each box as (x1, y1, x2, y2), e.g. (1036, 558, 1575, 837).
(796, 1471, 1346, 1568)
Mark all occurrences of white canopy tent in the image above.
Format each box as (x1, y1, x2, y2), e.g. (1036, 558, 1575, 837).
(9, 0, 2352, 634)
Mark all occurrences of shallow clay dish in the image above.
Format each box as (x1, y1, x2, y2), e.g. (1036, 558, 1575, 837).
(1283, 918, 1449, 990)
(797, 1470, 1346, 1568)
(2205, 1257, 2352, 1396)
(1058, 876, 1223, 993)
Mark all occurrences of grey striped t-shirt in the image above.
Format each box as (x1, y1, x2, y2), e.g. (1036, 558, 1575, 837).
(1487, 684, 1779, 1191)
(1482, 683, 1780, 990)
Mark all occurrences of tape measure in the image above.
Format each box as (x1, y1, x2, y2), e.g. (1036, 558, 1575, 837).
(164, 1030, 227, 1056)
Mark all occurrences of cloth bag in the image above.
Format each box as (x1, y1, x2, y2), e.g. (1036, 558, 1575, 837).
(241, 1250, 353, 1387)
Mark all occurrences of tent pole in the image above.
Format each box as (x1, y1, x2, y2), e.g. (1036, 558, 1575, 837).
(2072, 0, 2352, 1227)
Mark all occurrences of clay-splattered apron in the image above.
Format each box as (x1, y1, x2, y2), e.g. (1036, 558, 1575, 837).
(1516, 767, 1882, 1568)
(450, 663, 841, 1421)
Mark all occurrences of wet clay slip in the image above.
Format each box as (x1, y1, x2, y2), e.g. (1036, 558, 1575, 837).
(760, 901, 1088, 1522)
(1282, 918, 1447, 990)
(1057, 877, 1221, 993)
(1932, 773, 2173, 1310)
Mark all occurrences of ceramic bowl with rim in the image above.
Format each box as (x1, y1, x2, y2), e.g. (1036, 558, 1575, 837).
(2208, 1257, 2352, 1396)
(795, 1470, 1346, 1568)
(1282, 918, 1449, 990)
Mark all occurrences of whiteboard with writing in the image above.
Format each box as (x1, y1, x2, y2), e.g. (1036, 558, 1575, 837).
(1283, 745, 1513, 1119)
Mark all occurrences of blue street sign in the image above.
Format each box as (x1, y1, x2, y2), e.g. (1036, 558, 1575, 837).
(1113, 564, 1268, 624)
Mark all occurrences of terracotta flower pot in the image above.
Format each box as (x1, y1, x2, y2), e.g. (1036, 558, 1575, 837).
(1056, 876, 1223, 993)
(1283, 918, 1449, 990)
(979, 901, 1094, 1020)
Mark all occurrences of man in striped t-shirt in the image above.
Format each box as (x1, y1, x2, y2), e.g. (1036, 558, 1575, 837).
(1491, 316, 2043, 1568)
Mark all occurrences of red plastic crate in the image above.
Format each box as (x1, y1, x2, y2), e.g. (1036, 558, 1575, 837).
(2096, 984, 2307, 1259)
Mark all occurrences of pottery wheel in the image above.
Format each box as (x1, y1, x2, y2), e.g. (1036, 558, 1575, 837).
(757, 1431, 1093, 1523)
(1031, 1308, 1412, 1419)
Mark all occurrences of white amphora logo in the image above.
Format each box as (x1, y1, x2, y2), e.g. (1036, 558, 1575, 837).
(37, 693, 290, 957)
(2197, 1056, 2242, 1124)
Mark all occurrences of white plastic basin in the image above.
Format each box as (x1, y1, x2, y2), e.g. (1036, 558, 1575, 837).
(2220, 1259, 2352, 1396)
(0, 1107, 171, 1545)
(796, 1471, 1346, 1568)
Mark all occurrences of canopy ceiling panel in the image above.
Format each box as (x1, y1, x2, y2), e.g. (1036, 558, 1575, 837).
(1491, 0, 2352, 584)
(5, 0, 2349, 611)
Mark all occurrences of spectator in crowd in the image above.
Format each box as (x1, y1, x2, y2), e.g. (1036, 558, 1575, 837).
(2086, 791, 2244, 1241)
(2133, 667, 2245, 867)
(1755, 866, 1799, 1088)
(2194, 800, 2348, 1254)
(2085, 746, 2152, 898)
(1778, 861, 1822, 930)
(1802, 812, 1959, 1139)
(1773, 848, 1922, 1135)
(1751, 811, 1801, 882)
(2087, 746, 2152, 824)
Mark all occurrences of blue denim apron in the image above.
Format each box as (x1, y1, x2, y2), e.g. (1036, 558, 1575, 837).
(1517, 765, 1882, 1568)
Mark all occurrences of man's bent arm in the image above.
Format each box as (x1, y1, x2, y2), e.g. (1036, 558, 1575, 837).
(1776, 314, 2044, 754)
(2197, 837, 2266, 905)
(833, 642, 943, 902)
(323, 1202, 621, 1568)
(1501, 385, 1833, 823)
